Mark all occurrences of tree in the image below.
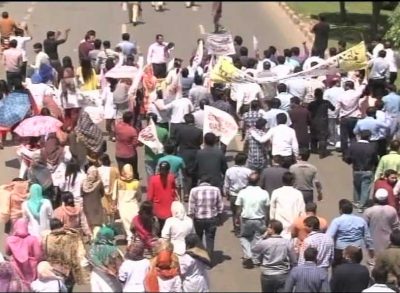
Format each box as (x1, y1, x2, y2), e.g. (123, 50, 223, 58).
(371, 2, 383, 38)
(339, 2, 347, 22)
(385, 4, 400, 47)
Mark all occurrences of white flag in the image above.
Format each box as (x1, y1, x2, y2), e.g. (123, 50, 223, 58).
(192, 39, 204, 70)
(138, 119, 164, 154)
(253, 35, 259, 53)
(203, 105, 238, 145)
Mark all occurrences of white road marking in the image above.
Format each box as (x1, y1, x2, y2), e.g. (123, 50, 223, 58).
(122, 2, 127, 11)
(27, 7, 34, 13)
(23, 15, 31, 21)
(199, 24, 205, 35)
(121, 23, 127, 34)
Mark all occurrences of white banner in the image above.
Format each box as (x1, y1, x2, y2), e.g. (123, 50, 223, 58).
(138, 119, 164, 154)
(206, 32, 235, 56)
(203, 105, 238, 145)
(192, 39, 204, 70)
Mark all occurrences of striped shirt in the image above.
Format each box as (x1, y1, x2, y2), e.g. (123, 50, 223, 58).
(298, 231, 334, 269)
(188, 183, 224, 219)
(284, 262, 330, 293)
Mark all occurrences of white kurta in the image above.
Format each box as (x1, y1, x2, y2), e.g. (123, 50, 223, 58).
(161, 216, 194, 255)
(118, 259, 150, 292)
(179, 254, 210, 292)
(101, 85, 117, 120)
(22, 199, 53, 238)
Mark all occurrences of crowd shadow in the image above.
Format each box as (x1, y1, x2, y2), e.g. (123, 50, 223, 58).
(213, 250, 232, 266)
(5, 158, 20, 170)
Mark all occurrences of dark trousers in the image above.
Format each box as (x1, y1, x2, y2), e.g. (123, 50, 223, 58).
(116, 156, 139, 179)
(21, 61, 27, 80)
(300, 190, 314, 204)
(157, 218, 166, 237)
(6, 71, 22, 90)
(169, 122, 183, 141)
(229, 195, 240, 234)
(369, 78, 386, 98)
(152, 63, 167, 79)
(50, 59, 62, 83)
(340, 117, 358, 154)
(332, 248, 344, 268)
(373, 138, 388, 158)
(260, 273, 288, 293)
(390, 72, 398, 85)
(194, 217, 218, 261)
(310, 136, 328, 156)
(281, 155, 295, 168)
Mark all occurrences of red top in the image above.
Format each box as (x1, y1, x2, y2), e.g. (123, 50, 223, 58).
(374, 179, 398, 211)
(115, 122, 138, 158)
(147, 174, 177, 220)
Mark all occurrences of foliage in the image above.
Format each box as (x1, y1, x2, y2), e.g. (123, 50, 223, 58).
(385, 4, 400, 47)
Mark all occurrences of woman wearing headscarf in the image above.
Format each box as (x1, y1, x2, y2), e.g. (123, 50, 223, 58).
(144, 247, 182, 292)
(118, 242, 150, 292)
(54, 191, 91, 236)
(30, 261, 68, 292)
(81, 166, 105, 234)
(42, 218, 90, 292)
(76, 58, 99, 91)
(179, 234, 211, 292)
(89, 225, 124, 292)
(5, 218, 43, 286)
(41, 133, 72, 208)
(21, 184, 53, 238)
(148, 161, 177, 233)
(112, 163, 141, 242)
(161, 201, 194, 256)
(97, 154, 119, 223)
(130, 201, 159, 256)
(0, 259, 30, 292)
(27, 153, 54, 200)
(74, 111, 104, 160)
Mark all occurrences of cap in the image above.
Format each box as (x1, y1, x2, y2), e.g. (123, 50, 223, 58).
(375, 188, 388, 201)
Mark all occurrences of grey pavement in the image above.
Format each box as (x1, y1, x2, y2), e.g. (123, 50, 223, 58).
(0, 2, 352, 292)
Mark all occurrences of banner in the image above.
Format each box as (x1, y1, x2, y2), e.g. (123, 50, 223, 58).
(138, 119, 164, 154)
(206, 32, 236, 56)
(253, 35, 259, 54)
(210, 56, 256, 84)
(192, 39, 204, 70)
(256, 41, 368, 84)
(203, 105, 238, 145)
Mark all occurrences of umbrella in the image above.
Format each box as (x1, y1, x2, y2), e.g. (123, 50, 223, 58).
(105, 65, 139, 79)
(0, 92, 31, 128)
(14, 115, 63, 137)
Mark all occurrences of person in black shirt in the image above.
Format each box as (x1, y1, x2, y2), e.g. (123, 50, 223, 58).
(311, 15, 330, 58)
(344, 129, 379, 212)
(43, 29, 70, 80)
(330, 245, 370, 292)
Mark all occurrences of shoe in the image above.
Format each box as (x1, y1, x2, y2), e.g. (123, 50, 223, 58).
(0, 142, 4, 150)
(242, 258, 254, 269)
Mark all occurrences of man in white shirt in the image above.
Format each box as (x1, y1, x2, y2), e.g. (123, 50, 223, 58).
(304, 75, 325, 105)
(302, 50, 325, 71)
(276, 83, 293, 111)
(192, 99, 209, 130)
(384, 40, 398, 85)
(271, 56, 292, 78)
(262, 98, 292, 128)
(372, 37, 385, 59)
(147, 34, 172, 78)
(235, 172, 270, 268)
(323, 77, 344, 146)
(269, 171, 306, 239)
(368, 50, 390, 99)
(251, 113, 299, 167)
(285, 68, 307, 101)
(10, 26, 31, 79)
(225, 152, 253, 236)
(362, 267, 395, 292)
(256, 49, 277, 72)
(30, 42, 49, 72)
(336, 80, 367, 155)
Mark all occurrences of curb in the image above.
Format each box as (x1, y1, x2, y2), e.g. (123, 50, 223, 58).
(279, 2, 315, 44)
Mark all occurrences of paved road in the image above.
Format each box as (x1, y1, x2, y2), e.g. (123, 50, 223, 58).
(0, 2, 353, 292)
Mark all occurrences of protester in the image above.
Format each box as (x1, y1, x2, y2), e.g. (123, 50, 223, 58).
(363, 267, 396, 292)
(30, 261, 68, 292)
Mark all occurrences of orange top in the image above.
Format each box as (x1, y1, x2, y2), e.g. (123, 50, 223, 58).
(0, 18, 16, 38)
(291, 214, 328, 242)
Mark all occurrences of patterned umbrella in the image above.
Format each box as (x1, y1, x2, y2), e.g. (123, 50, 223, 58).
(14, 115, 63, 137)
(0, 92, 31, 128)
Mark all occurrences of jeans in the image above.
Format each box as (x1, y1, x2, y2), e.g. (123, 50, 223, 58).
(328, 118, 339, 145)
(353, 170, 373, 207)
(300, 190, 314, 204)
(194, 217, 218, 260)
(260, 273, 288, 293)
(240, 218, 266, 264)
(229, 195, 240, 234)
(340, 117, 358, 154)
(6, 71, 22, 90)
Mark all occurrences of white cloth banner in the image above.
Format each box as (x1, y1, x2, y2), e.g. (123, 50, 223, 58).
(206, 33, 235, 56)
(203, 105, 238, 145)
(138, 119, 164, 154)
(192, 39, 204, 70)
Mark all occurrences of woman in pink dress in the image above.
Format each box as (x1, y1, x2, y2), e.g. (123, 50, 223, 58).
(5, 218, 43, 286)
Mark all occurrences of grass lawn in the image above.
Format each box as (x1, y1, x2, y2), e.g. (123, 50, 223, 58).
(287, 2, 393, 48)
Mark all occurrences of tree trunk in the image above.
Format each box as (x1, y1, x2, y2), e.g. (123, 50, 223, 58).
(372, 2, 383, 38)
(339, 1, 347, 22)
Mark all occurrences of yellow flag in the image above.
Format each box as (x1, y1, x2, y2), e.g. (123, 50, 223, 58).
(210, 56, 254, 83)
(337, 41, 368, 72)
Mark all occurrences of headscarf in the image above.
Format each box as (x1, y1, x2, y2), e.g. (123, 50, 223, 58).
(89, 226, 121, 270)
(125, 242, 145, 261)
(0, 261, 29, 292)
(6, 219, 30, 263)
(75, 111, 103, 154)
(82, 166, 101, 193)
(142, 64, 157, 94)
(41, 133, 63, 166)
(144, 249, 180, 293)
(31, 73, 42, 84)
(27, 184, 44, 221)
(171, 201, 186, 221)
(120, 164, 134, 182)
(38, 63, 54, 84)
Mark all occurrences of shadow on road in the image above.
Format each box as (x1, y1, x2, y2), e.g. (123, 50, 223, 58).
(213, 250, 232, 266)
(5, 158, 19, 169)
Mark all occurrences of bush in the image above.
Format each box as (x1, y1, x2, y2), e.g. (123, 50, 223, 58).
(385, 5, 400, 47)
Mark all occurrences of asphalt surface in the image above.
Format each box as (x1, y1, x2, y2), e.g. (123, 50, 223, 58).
(0, 2, 353, 292)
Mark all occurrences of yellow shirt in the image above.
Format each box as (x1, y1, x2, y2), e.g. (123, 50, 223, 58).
(76, 67, 98, 91)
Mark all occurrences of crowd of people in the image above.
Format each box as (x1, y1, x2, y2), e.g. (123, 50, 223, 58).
(1, 3, 400, 293)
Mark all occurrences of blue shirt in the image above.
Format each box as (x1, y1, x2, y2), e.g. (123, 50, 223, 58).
(353, 116, 389, 141)
(284, 262, 330, 293)
(117, 40, 136, 56)
(383, 92, 400, 116)
(326, 214, 373, 250)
